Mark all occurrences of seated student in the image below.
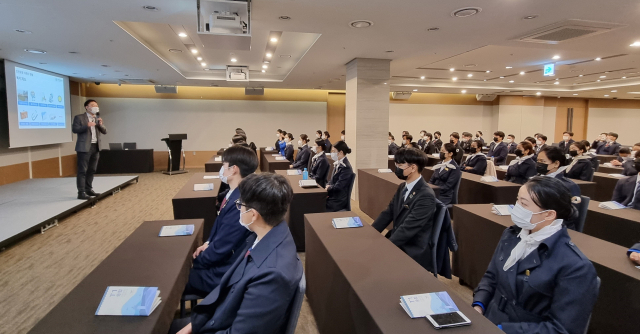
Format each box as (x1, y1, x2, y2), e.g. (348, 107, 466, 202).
(461, 132, 473, 154)
(433, 131, 443, 151)
(505, 134, 517, 154)
(323, 131, 333, 153)
(231, 134, 249, 148)
(171, 173, 302, 334)
(564, 141, 594, 181)
(472, 177, 598, 333)
(628, 241, 640, 265)
(372, 148, 438, 272)
(340, 130, 345, 141)
(614, 144, 640, 175)
(277, 130, 287, 156)
(596, 132, 621, 155)
(309, 139, 330, 188)
(488, 131, 509, 165)
(388, 134, 400, 155)
(558, 131, 575, 154)
(326, 141, 354, 212)
(274, 129, 282, 150)
(580, 140, 600, 171)
(505, 141, 536, 185)
(475, 130, 485, 147)
(535, 134, 548, 154)
(536, 146, 580, 197)
(422, 132, 437, 155)
(449, 132, 464, 165)
(460, 140, 487, 175)
(185, 146, 259, 296)
(611, 157, 640, 210)
(315, 129, 323, 141)
(284, 133, 295, 163)
(612, 147, 632, 163)
(429, 143, 462, 206)
(417, 130, 427, 150)
(403, 134, 420, 149)
(290, 134, 311, 170)
(591, 132, 608, 151)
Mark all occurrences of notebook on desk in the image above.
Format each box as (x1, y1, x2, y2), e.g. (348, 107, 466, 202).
(194, 183, 214, 191)
(96, 286, 161, 316)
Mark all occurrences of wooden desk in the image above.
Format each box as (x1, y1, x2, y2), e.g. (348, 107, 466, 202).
(172, 172, 221, 242)
(494, 168, 596, 198)
(358, 169, 440, 222)
(28, 220, 203, 334)
(204, 155, 223, 173)
(596, 154, 618, 165)
(262, 153, 290, 173)
(597, 165, 624, 174)
(305, 212, 503, 334)
(584, 200, 640, 247)
(592, 172, 622, 202)
(259, 147, 278, 172)
(275, 170, 326, 251)
(452, 204, 640, 334)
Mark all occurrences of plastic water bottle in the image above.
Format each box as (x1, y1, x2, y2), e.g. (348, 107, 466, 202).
(303, 168, 309, 180)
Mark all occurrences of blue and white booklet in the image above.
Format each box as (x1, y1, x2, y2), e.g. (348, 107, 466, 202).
(492, 205, 514, 216)
(400, 291, 459, 318)
(159, 224, 194, 237)
(194, 183, 214, 191)
(96, 286, 161, 316)
(331, 217, 363, 229)
(598, 201, 626, 210)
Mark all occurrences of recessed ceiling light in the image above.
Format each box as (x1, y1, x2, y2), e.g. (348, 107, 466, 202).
(230, 58, 237, 62)
(578, 74, 583, 77)
(499, 76, 505, 78)
(622, 76, 627, 79)
(467, 74, 473, 77)
(264, 61, 270, 63)
(279, 16, 291, 20)
(262, 65, 268, 69)
(486, 70, 491, 73)
(555, 78, 559, 80)
(266, 53, 272, 58)
(383, 82, 387, 85)
(552, 55, 561, 60)
(536, 92, 541, 95)
(483, 79, 487, 81)
(427, 27, 440, 32)
(420, 76, 425, 79)
(509, 80, 515, 83)
(595, 57, 601, 61)
(604, 94, 609, 97)
(350, 20, 373, 28)
(600, 75, 606, 78)
(178, 32, 187, 37)
(523, 15, 538, 20)
(535, 81, 539, 83)
(506, 66, 512, 69)
(201, 62, 206, 66)
(611, 90, 617, 92)
(270, 37, 279, 42)
(519, 71, 525, 75)
(461, 90, 467, 93)
(452, 77, 458, 81)
(15, 29, 32, 34)
(197, 57, 202, 61)
(191, 49, 198, 54)
(597, 80, 601, 82)
(630, 42, 640, 47)
(573, 94, 578, 95)
(554, 81, 559, 85)
(142, 5, 159, 11)
(413, 89, 418, 92)
(169, 49, 182, 53)
(449, 68, 455, 71)
(24, 49, 46, 54)
(452, 7, 482, 18)
(262, 69, 266, 73)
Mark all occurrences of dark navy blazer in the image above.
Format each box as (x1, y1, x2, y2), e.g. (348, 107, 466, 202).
(190, 222, 303, 334)
(461, 154, 487, 175)
(612, 174, 640, 209)
(284, 144, 294, 163)
(428, 160, 461, 206)
(326, 156, 354, 212)
(291, 145, 311, 169)
(595, 141, 621, 155)
(473, 226, 598, 334)
(189, 188, 252, 294)
(622, 159, 639, 176)
(489, 142, 509, 166)
(564, 158, 593, 181)
(505, 158, 536, 185)
(309, 153, 330, 188)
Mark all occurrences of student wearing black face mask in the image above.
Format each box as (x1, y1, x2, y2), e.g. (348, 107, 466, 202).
(487, 131, 509, 165)
(564, 141, 593, 181)
(504, 141, 537, 184)
(429, 143, 462, 206)
(449, 132, 464, 165)
(535, 146, 581, 197)
(433, 131, 443, 152)
(611, 156, 640, 210)
(460, 140, 487, 175)
(372, 148, 438, 272)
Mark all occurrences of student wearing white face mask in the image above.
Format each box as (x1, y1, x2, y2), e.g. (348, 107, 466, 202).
(326, 141, 354, 212)
(535, 134, 548, 154)
(472, 177, 598, 333)
(340, 129, 345, 141)
(558, 131, 575, 154)
(290, 134, 311, 169)
(611, 142, 640, 175)
(184, 146, 259, 297)
(505, 134, 516, 154)
(284, 133, 295, 163)
(309, 139, 330, 188)
(591, 132, 608, 151)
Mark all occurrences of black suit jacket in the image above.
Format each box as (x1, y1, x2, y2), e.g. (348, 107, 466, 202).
(72, 113, 107, 152)
(488, 142, 509, 166)
(429, 160, 462, 205)
(461, 154, 487, 175)
(461, 140, 472, 154)
(452, 143, 464, 165)
(506, 142, 517, 154)
(372, 178, 437, 271)
(596, 141, 621, 155)
(326, 157, 354, 212)
(422, 141, 437, 155)
(558, 139, 575, 154)
(324, 139, 333, 153)
(433, 138, 443, 152)
(284, 144, 294, 163)
(309, 153, 330, 188)
(612, 174, 640, 209)
(535, 143, 548, 154)
(564, 158, 593, 181)
(622, 159, 639, 176)
(505, 158, 537, 184)
(292, 145, 311, 169)
(388, 142, 400, 155)
(417, 138, 426, 150)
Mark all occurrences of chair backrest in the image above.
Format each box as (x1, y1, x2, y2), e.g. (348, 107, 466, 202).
(575, 195, 590, 233)
(593, 158, 600, 172)
(345, 172, 356, 211)
(485, 160, 497, 177)
(284, 272, 306, 334)
(109, 143, 122, 150)
(429, 200, 448, 277)
(583, 276, 601, 334)
(587, 167, 595, 182)
(123, 142, 137, 150)
(451, 172, 462, 206)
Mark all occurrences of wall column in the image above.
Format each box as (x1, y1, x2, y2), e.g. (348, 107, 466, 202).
(345, 58, 391, 200)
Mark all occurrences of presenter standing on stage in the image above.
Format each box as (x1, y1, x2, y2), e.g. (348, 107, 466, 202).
(72, 99, 107, 200)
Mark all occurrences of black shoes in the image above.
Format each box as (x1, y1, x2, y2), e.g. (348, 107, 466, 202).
(78, 192, 91, 200)
(86, 189, 100, 197)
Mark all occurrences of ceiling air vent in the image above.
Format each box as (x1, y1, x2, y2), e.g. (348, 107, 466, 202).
(118, 79, 156, 85)
(515, 19, 624, 44)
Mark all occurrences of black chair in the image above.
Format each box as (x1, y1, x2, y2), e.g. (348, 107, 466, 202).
(180, 292, 205, 318)
(430, 201, 447, 277)
(123, 142, 137, 150)
(109, 143, 122, 150)
(284, 271, 307, 334)
(345, 172, 356, 211)
(446, 172, 463, 209)
(586, 167, 595, 182)
(574, 195, 591, 233)
(583, 277, 601, 334)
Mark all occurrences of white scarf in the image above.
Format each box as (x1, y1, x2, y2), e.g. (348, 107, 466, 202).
(465, 152, 486, 162)
(503, 220, 563, 271)
(515, 154, 535, 165)
(565, 155, 591, 173)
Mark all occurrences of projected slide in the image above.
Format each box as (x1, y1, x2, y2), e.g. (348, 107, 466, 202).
(15, 66, 66, 129)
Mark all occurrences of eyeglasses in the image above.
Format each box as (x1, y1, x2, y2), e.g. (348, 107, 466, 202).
(235, 199, 253, 211)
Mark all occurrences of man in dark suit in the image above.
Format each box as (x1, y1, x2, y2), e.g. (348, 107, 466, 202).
(591, 133, 608, 151)
(535, 134, 548, 154)
(403, 134, 419, 149)
(373, 148, 437, 272)
(596, 132, 622, 155)
(417, 130, 427, 150)
(461, 132, 473, 154)
(186, 146, 259, 296)
(449, 132, 464, 165)
(506, 134, 517, 154)
(558, 131, 575, 154)
(611, 158, 640, 210)
(388, 134, 400, 155)
(291, 134, 312, 170)
(171, 173, 302, 334)
(72, 99, 107, 200)
(488, 131, 509, 165)
(433, 131, 443, 151)
(422, 132, 437, 155)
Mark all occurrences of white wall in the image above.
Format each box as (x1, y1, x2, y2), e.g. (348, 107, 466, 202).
(542, 107, 557, 143)
(389, 104, 495, 143)
(92, 98, 327, 151)
(587, 108, 640, 146)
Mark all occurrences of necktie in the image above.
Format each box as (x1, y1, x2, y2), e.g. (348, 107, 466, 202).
(630, 182, 640, 209)
(220, 196, 228, 209)
(244, 249, 251, 258)
(401, 186, 408, 201)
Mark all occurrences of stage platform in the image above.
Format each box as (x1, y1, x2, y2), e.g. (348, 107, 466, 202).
(0, 175, 138, 249)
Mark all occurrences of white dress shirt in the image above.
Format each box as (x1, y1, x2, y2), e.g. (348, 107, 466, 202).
(403, 176, 422, 201)
(86, 112, 97, 143)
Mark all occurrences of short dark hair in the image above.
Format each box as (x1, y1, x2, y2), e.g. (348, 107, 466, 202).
(316, 130, 322, 136)
(494, 131, 505, 139)
(281, 130, 287, 136)
(277, 129, 282, 133)
(634, 142, 640, 148)
(405, 134, 413, 142)
(286, 133, 294, 140)
(471, 140, 483, 148)
(525, 176, 577, 221)
(450, 132, 460, 140)
(434, 131, 441, 136)
(394, 148, 428, 172)
(324, 131, 331, 138)
(84, 99, 97, 107)
(222, 145, 259, 177)
(539, 135, 547, 141)
(300, 134, 309, 143)
(608, 132, 619, 139)
(508, 134, 515, 139)
(520, 141, 534, 154)
(563, 131, 574, 136)
(389, 135, 395, 140)
(341, 130, 345, 135)
(420, 130, 427, 135)
(570, 141, 587, 152)
(333, 140, 352, 155)
(315, 138, 326, 151)
(239, 173, 292, 227)
(232, 134, 247, 144)
(600, 132, 608, 136)
(580, 140, 591, 149)
(462, 132, 472, 138)
(477, 131, 483, 136)
(619, 147, 631, 154)
(524, 137, 536, 145)
(425, 132, 433, 140)
(442, 142, 456, 155)
(541, 146, 567, 166)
